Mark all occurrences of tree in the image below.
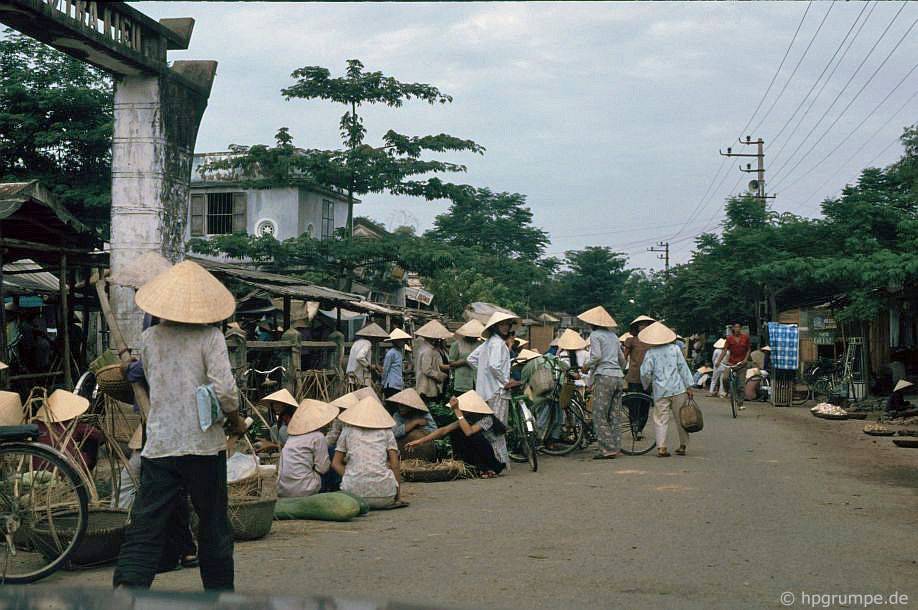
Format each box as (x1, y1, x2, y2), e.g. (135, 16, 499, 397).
(427, 188, 550, 260)
(550, 247, 632, 315)
(0, 31, 112, 235)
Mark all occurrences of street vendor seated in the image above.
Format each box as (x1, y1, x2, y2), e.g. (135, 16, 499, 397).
(324, 387, 382, 491)
(386, 388, 437, 461)
(277, 399, 339, 498)
(405, 390, 507, 478)
(887, 379, 913, 414)
(252, 388, 299, 452)
(34, 389, 103, 471)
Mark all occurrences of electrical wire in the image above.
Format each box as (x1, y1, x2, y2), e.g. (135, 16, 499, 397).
(667, 155, 730, 242)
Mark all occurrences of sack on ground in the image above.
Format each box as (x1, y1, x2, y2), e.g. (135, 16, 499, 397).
(529, 364, 555, 397)
(679, 398, 704, 433)
(273, 492, 361, 521)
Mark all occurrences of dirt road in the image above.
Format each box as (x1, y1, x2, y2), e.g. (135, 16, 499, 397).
(49, 396, 918, 608)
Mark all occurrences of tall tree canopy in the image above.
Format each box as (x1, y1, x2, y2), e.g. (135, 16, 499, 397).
(0, 31, 112, 235)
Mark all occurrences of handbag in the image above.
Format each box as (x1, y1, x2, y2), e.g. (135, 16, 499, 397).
(679, 396, 704, 433)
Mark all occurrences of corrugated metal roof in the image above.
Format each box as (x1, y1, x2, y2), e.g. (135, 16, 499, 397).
(3, 259, 59, 294)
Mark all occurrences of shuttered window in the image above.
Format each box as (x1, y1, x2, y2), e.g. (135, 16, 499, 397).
(190, 194, 205, 236)
(321, 199, 335, 240)
(199, 192, 247, 235)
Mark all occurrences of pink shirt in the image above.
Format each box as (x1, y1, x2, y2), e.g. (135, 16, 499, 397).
(277, 431, 330, 498)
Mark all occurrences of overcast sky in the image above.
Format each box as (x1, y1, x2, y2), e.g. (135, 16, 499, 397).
(137, 1, 918, 269)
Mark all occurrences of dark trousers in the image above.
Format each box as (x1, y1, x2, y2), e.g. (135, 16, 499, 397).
(625, 382, 651, 432)
(113, 452, 234, 591)
(156, 493, 197, 572)
(450, 429, 505, 474)
(322, 445, 341, 492)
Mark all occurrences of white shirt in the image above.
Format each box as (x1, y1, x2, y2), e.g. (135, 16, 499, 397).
(346, 338, 373, 385)
(466, 334, 510, 402)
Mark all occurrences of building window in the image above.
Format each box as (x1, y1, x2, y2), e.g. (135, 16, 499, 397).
(206, 193, 234, 235)
(321, 199, 335, 240)
(190, 192, 247, 237)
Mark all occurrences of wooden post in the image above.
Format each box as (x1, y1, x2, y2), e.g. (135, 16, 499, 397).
(60, 254, 72, 388)
(80, 268, 90, 367)
(283, 296, 291, 330)
(0, 222, 6, 364)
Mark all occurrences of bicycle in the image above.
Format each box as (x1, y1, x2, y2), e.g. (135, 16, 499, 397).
(506, 392, 538, 472)
(725, 364, 741, 418)
(533, 365, 587, 457)
(0, 424, 89, 583)
(618, 392, 656, 455)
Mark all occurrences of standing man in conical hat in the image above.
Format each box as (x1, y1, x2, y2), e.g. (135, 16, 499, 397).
(466, 311, 519, 468)
(578, 306, 626, 459)
(348, 322, 389, 388)
(622, 315, 656, 438)
(381, 328, 411, 399)
(113, 261, 245, 592)
(413, 320, 452, 404)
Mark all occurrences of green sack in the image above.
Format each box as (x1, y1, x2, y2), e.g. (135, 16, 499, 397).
(274, 492, 361, 522)
(337, 490, 370, 515)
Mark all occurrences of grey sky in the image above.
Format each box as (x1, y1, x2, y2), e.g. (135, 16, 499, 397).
(137, 1, 918, 269)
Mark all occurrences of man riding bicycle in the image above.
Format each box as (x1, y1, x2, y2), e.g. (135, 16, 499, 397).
(715, 322, 751, 411)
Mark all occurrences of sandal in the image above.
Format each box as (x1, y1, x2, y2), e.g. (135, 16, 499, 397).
(480, 471, 497, 479)
(675, 446, 686, 456)
(657, 447, 671, 457)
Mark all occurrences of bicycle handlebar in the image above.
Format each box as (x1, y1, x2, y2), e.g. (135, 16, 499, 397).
(243, 366, 287, 376)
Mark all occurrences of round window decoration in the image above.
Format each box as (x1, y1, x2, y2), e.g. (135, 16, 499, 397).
(255, 219, 278, 238)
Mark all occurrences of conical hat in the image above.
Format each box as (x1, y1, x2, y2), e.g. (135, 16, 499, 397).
(557, 328, 587, 351)
(482, 311, 519, 333)
(455, 319, 485, 338)
(331, 387, 382, 410)
(0, 391, 23, 426)
(761, 345, 771, 352)
(386, 388, 428, 412)
(287, 399, 340, 435)
(638, 322, 678, 346)
(129, 424, 143, 450)
(630, 314, 656, 327)
(111, 251, 173, 289)
(258, 388, 298, 410)
(135, 260, 235, 324)
(34, 389, 90, 424)
(514, 337, 529, 348)
(356, 322, 389, 339)
(338, 396, 396, 429)
(515, 349, 541, 364)
(746, 367, 762, 380)
(388, 328, 412, 342)
(894, 379, 913, 392)
(577, 306, 617, 329)
(713, 338, 726, 349)
(0, 361, 8, 371)
(415, 320, 453, 340)
(456, 390, 493, 415)
(619, 332, 632, 342)
(697, 366, 713, 374)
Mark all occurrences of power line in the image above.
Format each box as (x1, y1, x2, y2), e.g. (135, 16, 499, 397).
(769, 1, 871, 147)
(750, 1, 836, 136)
(769, 2, 911, 184)
(767, 0, 880, 164)
(736, 1, 813, 139)
(668, 155, 730, 242)
(551, 218, 711, 240)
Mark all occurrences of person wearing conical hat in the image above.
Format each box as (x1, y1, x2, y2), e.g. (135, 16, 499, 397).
(277, 399, 339, 498)
(639, 322, 694, 457)
(465, 311, 520, 467)
(447, 319, 484, 395)
(347, 322, 389, 388)
(577, 306, 626, 460)
(252, 389, 299, 452)
(114, 260, 243, 592)
(621, 315, 656, 440)
(406, 390, 506, 478)
(707, 338, 728, 398)
(887, 379, 914, 415)
(413, 320, 452, 404)
(381, 328, 412, 399)
(387, 388, 437, 461)
(332, 396, 406, 509)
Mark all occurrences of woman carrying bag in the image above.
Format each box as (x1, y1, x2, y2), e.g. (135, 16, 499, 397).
(638, 322, 695, 458)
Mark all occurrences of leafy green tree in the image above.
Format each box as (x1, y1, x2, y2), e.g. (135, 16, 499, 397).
(0, 31, 112, 234)
(550, 247, 632, 315)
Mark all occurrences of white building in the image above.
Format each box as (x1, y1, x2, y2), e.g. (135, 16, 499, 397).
(187, 152, 353, 242)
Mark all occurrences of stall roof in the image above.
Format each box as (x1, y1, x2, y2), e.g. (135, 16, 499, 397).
(2, 259, 59, 295)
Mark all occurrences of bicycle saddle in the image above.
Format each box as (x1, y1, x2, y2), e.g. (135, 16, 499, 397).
(0, 424, 40, 442)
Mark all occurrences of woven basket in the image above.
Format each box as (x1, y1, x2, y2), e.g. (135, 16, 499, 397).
(229, 470, 264, 500)
(228, 497, 276, 541)
(33, 508, 129, 568)
(96, 364, 135, 404)
(401, 459, 470, 483)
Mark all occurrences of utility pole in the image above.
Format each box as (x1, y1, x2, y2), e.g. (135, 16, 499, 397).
(719, 136, 776, 204)
(648, 241, 670, 275)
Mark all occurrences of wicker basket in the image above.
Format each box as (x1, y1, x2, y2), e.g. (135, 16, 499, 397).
(228, 497, 276, 541)
(33, 508, 129, 568)
(401, 459, 470, 483)
(96, 364, 135, 404)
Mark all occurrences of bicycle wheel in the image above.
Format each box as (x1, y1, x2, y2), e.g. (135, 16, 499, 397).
(538, 401, 585, 456)
(0, 442, 89, 583)
(618, 393, 656, 456)
(729, 373, 738, 418)
(519, 403, 538, 472)
(506, 402, 528, 464)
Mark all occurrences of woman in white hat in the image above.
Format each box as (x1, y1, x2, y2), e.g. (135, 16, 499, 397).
(887, 379, 914, 415)
(413, 320, 452, 403)
(465, 311, 519, 466)
(577, 306, 626, 459)
(277, 399, 339, 498)
(447, 319, 485, 394)
(323, 387, 380, 492)
(381, 328, 412, 399)
(114, 260, 244, 592)
(332, 396, 407, 509)
(387, 388, 438, 461)
(639, 322, 695, 457)
(406, 390, 507, 478)
(347, 322, 389, 388)
(707, 338, 728, 398)
(34, 389, 103, 471)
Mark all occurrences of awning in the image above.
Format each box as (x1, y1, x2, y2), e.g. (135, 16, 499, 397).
(2, 259, 59, 295)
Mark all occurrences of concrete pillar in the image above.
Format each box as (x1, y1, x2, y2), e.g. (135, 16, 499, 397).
(110, 62, 217, 348)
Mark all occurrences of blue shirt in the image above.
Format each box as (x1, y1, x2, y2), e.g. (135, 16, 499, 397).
(584, 329, 625, 378)
(381, 347, 404, 390)
(640, 343, 694, 401)
(391, 411, 437, 439)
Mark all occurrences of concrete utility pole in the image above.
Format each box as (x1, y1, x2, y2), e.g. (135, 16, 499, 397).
(719, 136, 776, 204)
(648, 241, 670, 275)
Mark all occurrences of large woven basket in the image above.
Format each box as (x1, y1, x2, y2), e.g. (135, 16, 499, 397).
(228, 497, 276, 541)
(33, 508, 129, 568)
(96, 364, 135, 404)
(401, 459, 470, 483)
